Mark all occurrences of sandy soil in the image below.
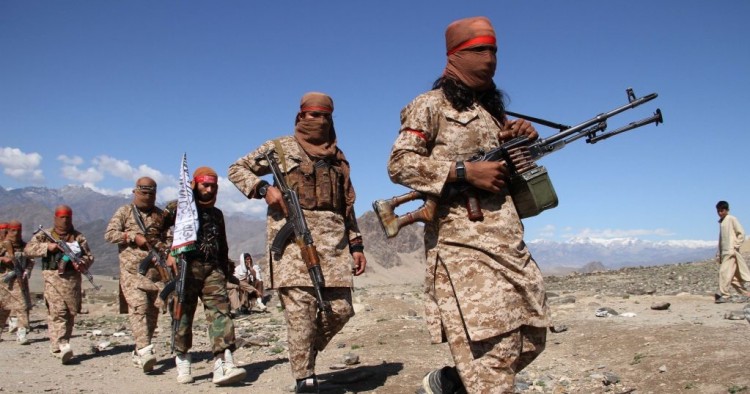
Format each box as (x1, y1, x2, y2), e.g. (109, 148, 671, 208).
(1, 273, 749, 393)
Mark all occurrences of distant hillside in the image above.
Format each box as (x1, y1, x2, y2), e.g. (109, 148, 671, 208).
(0, 185, 720, 280)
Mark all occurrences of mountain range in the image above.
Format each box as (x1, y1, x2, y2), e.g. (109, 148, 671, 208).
(0, 185, 717, 278)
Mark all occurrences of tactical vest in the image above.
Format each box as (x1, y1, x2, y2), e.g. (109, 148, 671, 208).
(277, 141, 345, 212)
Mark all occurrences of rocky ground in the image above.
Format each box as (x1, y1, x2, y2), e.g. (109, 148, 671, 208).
(1, 258, 749, 394)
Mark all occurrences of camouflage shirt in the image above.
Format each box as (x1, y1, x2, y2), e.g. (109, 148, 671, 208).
(104, 204, 168, 275)
(388, 89, 550, 343)
(228, 136, 362, 288)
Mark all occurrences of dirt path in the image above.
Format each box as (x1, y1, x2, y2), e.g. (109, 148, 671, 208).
(2, 279, 749, 393)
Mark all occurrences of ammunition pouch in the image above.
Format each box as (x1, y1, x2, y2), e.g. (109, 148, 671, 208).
(510, 166, 559, 219)
(285, 160, 344, 211)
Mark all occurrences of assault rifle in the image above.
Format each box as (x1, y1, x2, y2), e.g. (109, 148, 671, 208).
(3, 250, 33, 310)
(261, 149, 331, 315)
(161, 255, 187, 353)
(132, 204, 174, 288)
(36, 226, 101, 290)
(373, 88, 663, 238)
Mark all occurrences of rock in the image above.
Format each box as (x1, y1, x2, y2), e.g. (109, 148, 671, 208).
(658, 365, 667, 373)
(602, 372, 620, 385)
(620, 312, 637, 318)
(550, 325, 568, 333)
(343, 352, 359, 365)
(724, 311, 745, 320)
(650, 302, 671, 310)
(329, 364, 347, 370)
(595, 307, 619, 317)
(112, 332, 126, 337)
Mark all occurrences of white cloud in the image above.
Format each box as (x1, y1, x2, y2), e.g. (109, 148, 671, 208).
(217, 177, 266, 217)
(538, 224, 556, 238)
(0, 147, 45, 183)
(91, 155, 177, 187)
(57, 154, 84, 166)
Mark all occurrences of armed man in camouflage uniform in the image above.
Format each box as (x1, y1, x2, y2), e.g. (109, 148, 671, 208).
(387, 17, 550, 394)
(162, 166, 246, 386)
(25, 207, 94, 364)
(104, 177, 169, 373)
(0, 220, 34, 345)
(228, 92, 367, 393)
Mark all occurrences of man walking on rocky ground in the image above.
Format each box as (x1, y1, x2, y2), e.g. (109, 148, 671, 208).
(715, 200, 750, 303)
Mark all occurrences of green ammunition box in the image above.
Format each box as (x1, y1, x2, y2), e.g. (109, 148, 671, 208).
(510, 166, 558, 219)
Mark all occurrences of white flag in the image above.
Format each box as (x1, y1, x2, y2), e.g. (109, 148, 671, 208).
(171, 153, 199, 254)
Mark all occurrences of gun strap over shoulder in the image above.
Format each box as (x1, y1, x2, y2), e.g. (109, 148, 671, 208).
(130, 204, 149, 234)
(272, 139, 290, 179)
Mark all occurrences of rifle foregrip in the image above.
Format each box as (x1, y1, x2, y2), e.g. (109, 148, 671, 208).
(300, 244, 321, 270)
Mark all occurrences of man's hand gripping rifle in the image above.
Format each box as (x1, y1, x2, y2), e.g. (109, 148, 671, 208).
(261, 149, 331, 315)
(373, 88, 664, 238)
(35, 225, 101, 290)
(132, 204, 175, 295)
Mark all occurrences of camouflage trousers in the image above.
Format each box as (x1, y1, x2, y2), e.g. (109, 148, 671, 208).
(279, 286, 354, 379)
(0, 280, 30, 331)
(173, 261, 236, 356)
(42, 270, 80, 350)
(120, 268, 160, 350)
(435, 262, 546, 394)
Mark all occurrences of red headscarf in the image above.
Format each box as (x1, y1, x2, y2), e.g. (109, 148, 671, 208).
(443, 16, 497, 91)
(192, 166, 219, 208)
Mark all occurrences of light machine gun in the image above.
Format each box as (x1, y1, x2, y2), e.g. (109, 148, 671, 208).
(261, 149, 331, 315)
(35, 225, 101, 290)
(373, 88, 663, 238)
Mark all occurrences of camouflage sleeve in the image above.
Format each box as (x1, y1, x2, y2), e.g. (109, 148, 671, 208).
(0, 241, 11, 267)
(162, 200, 177, 250)
(23, 231, 50, 258)
(77, 232, 94, 267)
(227, 140, 276, 199)
(388, 95, 452, 196)
(104, 205, 133, 245)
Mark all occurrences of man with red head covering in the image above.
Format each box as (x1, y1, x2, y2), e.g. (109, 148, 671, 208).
(25, 207, 94, 364)
(0, 220, 35, 345)
(105, 177, 170, 373)
(162, 166, 246, 386)
(387, 17, 550, 393)
(229, 92, 367, 393)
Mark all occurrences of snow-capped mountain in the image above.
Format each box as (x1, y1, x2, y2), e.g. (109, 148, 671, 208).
(528, 237, 716, 269)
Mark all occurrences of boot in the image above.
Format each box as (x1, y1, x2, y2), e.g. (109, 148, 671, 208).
(256, 298, 267, 312)
(60, 343, 74, 365)
(175, 352, 195, 384)
(8, 317, 18, 333)
(295, 375, 319, 393)
(212, 349, 246, 386)
(17, 327, 29, 345)
(132, 344, 156, 373)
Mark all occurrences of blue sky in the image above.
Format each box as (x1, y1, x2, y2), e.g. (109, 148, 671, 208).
(1, 1, 748, 243)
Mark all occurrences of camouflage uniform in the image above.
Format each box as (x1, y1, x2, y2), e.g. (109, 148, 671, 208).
(163, 200, 237, 355)
(0, 240, 33, 335)
(105, 205, 168, 350)
(388, 90, 551, 393)
(24, 229, 93, 351)
(228, 136, 362, 379)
